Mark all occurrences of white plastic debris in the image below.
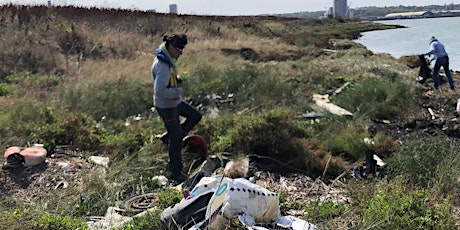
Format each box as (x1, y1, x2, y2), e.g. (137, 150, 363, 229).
(152, 175, 168, 187)
(274, 215, 318, 230)
(87, 207, 132, 230)
(88, 156, 109, 167)
(457, 98, 460, 114)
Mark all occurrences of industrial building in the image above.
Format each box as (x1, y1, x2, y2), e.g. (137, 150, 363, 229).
(381, 10, 460, 20)
(169, 4, 177, 14)
(333, 0, 347, 18)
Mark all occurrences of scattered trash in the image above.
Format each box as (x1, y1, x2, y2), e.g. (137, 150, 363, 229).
(87, 207, 132, 230)
(152, 175, 169, 187)
(91, 153, 345, 229)
(416, 54, 431, 84)
(179, 176, 318, 230)
(312, 94, 353, 116)
(54, 180, 68, 189)
(159, 152, 320, 230)
(456, 98, 460, 114)
(3, 145, 47, 169)
(297, 112, 325, 120)
(350, 151, 386, 179)
(119, 193, 158, 213)
(88, 156, 109, 167)
(198, 177, 281, 229)
(161, 190, 214, 229)
(56, 162, 70, 171)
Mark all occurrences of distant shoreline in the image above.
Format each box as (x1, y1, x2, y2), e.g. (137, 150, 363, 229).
(374, 15, 460, 21)
(369, 10, 460, 21)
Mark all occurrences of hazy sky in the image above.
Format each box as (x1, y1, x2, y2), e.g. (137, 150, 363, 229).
(0, 0, 455, 15)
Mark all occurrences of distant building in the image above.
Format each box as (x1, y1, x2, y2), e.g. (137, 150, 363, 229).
(377, 10, 460, 20)
(384, 11, 430, 19)
(333, 0, 347, 18)
(169, 4, 178, 14)
(325, 7, 333, 18)
(48, 0, 51, 7)
(348, 7, 354, 18)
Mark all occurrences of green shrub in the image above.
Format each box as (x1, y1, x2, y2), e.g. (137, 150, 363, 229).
(35, 213, 88, 230)
(325, 126, 368, 162)
(0, 208, 37, 230)
(332, 77, 417, 121)
(305, 200, 346, 222)
(34, 111, 102, 152)
(107, 132, 147, 162)
(0, 83, 13, 96)
(187, 67, 303, 112)
(0, 208, 88, 230)
(211, 108, 314, 173)
(118, 209, 164, 230)
(0, 100, 55, 147)
(0, 101, 103, 152)
(66, 78, 152, 120)
(386, 134, 460, 194)
(361, 179, 455, 229)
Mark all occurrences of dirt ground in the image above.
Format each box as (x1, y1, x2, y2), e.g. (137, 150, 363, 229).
(1, 66, 460, 225)
(0, 152, 97, 203)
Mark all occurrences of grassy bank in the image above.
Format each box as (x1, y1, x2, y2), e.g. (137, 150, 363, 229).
(1, 5, 459, 229)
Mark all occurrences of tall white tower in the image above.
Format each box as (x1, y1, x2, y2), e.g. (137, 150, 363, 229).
(333, 0, 347, 18)
(169, 4, 178, 14)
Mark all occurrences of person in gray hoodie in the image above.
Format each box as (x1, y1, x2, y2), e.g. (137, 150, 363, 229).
(151, 34, 202, 183)
(423, 35, 455, 90)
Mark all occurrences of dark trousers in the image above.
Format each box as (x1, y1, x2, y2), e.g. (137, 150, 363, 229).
(433, 56, 455, 90)
(156, 102, 202, 174)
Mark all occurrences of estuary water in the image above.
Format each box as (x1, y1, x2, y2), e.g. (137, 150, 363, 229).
(355, 17, 460, 71)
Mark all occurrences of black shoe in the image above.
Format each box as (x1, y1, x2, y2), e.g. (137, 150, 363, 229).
(171, 172, 188, 185)
(155, 132, 168, 145)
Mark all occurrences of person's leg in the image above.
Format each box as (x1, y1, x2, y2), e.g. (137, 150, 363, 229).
(178, 102, 202, 136)
(155, 102, 202, 144)
(441, 56, 455, 90)
(156, 107, 184, 177)
(433, 59, 442, 89)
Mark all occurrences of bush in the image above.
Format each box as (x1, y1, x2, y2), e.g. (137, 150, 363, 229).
(211, 108, 315, 173)
(325, 126, 368, 162)
(118, 209, 164, 230)
(305, 200, 346, 222)
(0, 101, 103, 152)
(66, 78, 152, 120)
(0, 208, 37, 230)
(360, 178, 456, 229)
(187, 67, 304, 112)
(386, 134, 460, 195)
(35, 213, 88, 230)
(332, 76, 417, 121)
(0, 83, 13, 96)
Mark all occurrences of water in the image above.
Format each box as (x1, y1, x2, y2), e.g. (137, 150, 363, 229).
(355, 17, 460, 71)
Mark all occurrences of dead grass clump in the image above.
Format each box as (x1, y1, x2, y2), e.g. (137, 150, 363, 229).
(397, 54, 421, 69)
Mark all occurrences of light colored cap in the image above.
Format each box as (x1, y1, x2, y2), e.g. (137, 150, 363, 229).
(429, 35, 436, 41)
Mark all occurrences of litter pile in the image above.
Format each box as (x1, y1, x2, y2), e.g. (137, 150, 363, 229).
(88, 154, 353, 230)
(162, 175, 318, 230)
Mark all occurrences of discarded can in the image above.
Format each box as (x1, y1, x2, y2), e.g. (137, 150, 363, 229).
(182, 189, 191, 199)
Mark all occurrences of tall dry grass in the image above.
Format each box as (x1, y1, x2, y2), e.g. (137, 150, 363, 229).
(2, 5, 457, 230)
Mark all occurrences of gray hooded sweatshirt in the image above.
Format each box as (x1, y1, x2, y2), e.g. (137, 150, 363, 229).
(151, 43, 183, 109)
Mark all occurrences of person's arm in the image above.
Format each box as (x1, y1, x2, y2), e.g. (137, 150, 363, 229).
(423, 43, 436, 57)
(153, 61, 183, 99)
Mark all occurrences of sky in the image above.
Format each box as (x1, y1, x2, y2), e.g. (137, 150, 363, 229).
(0, 0, 456, 15)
